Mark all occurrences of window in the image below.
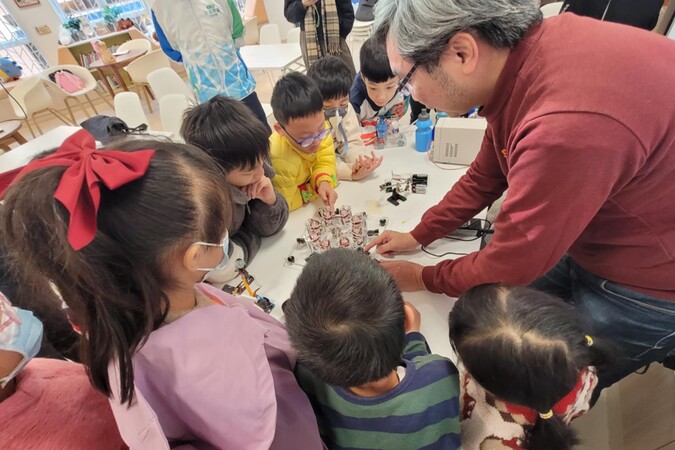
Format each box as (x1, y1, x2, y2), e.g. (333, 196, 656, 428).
(0, 1, 47, 76)
(48, 0, 153, 37)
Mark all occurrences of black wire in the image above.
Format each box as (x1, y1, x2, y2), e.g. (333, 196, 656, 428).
(0, 78, 28, 121)
(421, 246, 469, 258)
(444, 219, 494, 241)
(421, 219, 494, 257)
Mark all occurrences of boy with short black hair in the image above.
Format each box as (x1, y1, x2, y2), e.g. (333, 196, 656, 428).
(284, 248, 461, 450)
(308, 56, 383, 181)
(270, 72, 338, 211)
(351, 36, 426, 125)
(181, 95, 289, 268)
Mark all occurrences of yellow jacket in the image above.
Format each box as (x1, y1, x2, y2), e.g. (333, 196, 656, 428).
(270, 131, 337, 211)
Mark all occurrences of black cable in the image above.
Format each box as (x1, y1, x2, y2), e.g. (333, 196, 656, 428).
(421, 246, 469, 258)
(444, 219, 494, 242)
(0, 78, 28, 122)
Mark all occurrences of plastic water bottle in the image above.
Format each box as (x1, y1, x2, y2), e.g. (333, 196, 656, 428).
(375, 116, 388, 149)
(432, 111, 449, 141)
(415, 109, 433, 152)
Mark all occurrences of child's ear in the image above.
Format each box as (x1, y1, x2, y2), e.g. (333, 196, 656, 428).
(273, 123, 283, 134)
(182, 243, 202, 273)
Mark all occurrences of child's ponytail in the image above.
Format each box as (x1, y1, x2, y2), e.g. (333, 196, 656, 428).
(526, 412, 579, 450)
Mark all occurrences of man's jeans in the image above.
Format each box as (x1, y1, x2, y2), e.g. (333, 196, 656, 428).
(531, 256, 675, 392)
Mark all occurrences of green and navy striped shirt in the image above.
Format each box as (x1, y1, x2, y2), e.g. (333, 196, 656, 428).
(296, 332, 461, 450)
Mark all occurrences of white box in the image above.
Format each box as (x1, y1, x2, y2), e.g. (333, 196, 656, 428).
(432, 117, 487, 166)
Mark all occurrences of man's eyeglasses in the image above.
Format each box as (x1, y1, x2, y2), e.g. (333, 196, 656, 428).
(397, 64, 417, 97)
(281, 122, 333, 148)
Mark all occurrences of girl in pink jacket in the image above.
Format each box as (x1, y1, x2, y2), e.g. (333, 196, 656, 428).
(0, 130, 323, 450)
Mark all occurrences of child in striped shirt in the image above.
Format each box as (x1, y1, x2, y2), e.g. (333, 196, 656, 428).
(284, 248, 461, 450)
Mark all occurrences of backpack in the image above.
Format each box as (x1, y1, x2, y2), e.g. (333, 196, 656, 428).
(52, 70, 86, 94)
(80, 115, 148, 143)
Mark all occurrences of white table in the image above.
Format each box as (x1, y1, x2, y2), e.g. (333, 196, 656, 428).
(240, 43, 303, 71)
(0, 126, 81, 173)
(240, 43, 304, 86)
(247, 139, 482, 359)
(0, 126, 175, 173)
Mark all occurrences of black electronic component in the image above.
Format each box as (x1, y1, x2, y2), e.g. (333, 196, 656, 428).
(255, 295, 275, 313)
(379, 218, 387, 226)
(296, 237, 306, 244)
(287, 255, 295, 263)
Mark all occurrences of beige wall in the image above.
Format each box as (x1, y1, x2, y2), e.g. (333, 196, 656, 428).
(4, 1, 63, 66)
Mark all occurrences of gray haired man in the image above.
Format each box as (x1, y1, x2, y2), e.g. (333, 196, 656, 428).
(365, 0, 675, 394)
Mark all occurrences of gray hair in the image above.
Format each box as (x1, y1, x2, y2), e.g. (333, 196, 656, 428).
(374, 0, 543, 68)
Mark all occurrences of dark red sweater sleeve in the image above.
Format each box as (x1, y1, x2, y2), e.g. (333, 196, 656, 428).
(419, 113, 645, 297)
(411, 127, 507, 246)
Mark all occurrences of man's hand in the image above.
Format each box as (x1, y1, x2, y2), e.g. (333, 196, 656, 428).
(351, 151, 384, 181)
(380, 260, 426, 292)
(243, 176, 276, 205)
(365, 231, 420, 255)
(403, 301, 421, 333)
(317, 181, 338, 211)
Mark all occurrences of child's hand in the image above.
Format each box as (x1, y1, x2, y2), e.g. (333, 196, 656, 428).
(351, 151, 383, 181)
(403, 301, 421, 333)
(317, 181, 338, 211)
(243, 176, 277, 205)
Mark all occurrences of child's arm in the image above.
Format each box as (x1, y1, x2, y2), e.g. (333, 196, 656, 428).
(349, 74, 367, 119)
(403, 301, 431, 359)
(272, 169, 312, 212)
(311, 134, 338, 189)
(403, 332, 432, 360)
(311, 134, 338, 208)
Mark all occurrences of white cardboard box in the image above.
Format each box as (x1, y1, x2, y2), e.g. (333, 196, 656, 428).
(432, 117, 487, 166)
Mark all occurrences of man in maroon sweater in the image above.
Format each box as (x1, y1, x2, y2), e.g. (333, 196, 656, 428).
(366, 0, 675, 392)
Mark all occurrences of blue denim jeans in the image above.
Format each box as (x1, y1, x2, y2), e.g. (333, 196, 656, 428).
(531, 256, 675, 392)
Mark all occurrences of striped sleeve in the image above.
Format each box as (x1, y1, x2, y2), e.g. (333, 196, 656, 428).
(296, 355, 461, 450)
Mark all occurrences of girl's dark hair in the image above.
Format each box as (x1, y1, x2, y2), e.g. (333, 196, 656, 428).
(359, 36, 396, 83)
(307, 56, 353, 101)
(1, 139, 232, 405)
(180, 95, 271, 173)
(449, 284, 610, 450)
(285, 248, 405, 387)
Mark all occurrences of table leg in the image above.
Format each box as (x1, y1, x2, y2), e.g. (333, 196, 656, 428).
(111, 65, 129, 92)
(12, 130, 27, 145)
(96, 68, 115, 99)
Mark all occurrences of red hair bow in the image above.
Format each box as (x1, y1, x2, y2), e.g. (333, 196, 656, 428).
(0, 129, 155, 250)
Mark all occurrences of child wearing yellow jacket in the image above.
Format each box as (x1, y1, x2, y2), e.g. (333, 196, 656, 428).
(270, 73, 338, 211)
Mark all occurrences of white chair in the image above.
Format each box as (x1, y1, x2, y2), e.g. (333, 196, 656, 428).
(259, 24, 281, 45)
(8, 77, 74, 138)
(40, 64, 113, 125)
(541, 2, 564, 18)
(146, 67, 196, 103)
(123, 50, 171, 112)
(348, 20, 374, 55)
(159, 94, 192, 140)
(117, 38, 153, 54)
(287, 27, 301, 44)
(114, 92, 150, 129)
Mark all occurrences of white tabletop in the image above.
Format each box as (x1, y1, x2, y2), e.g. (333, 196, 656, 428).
(240, 43, 303, 71)
(247, 139, 481, 359)
(0, 126, 81, 173)
(0, 126, 175, 173)
(1, 126, 480, 359)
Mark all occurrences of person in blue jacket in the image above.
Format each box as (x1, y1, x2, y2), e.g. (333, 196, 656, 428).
(152, 0, 270, 133)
